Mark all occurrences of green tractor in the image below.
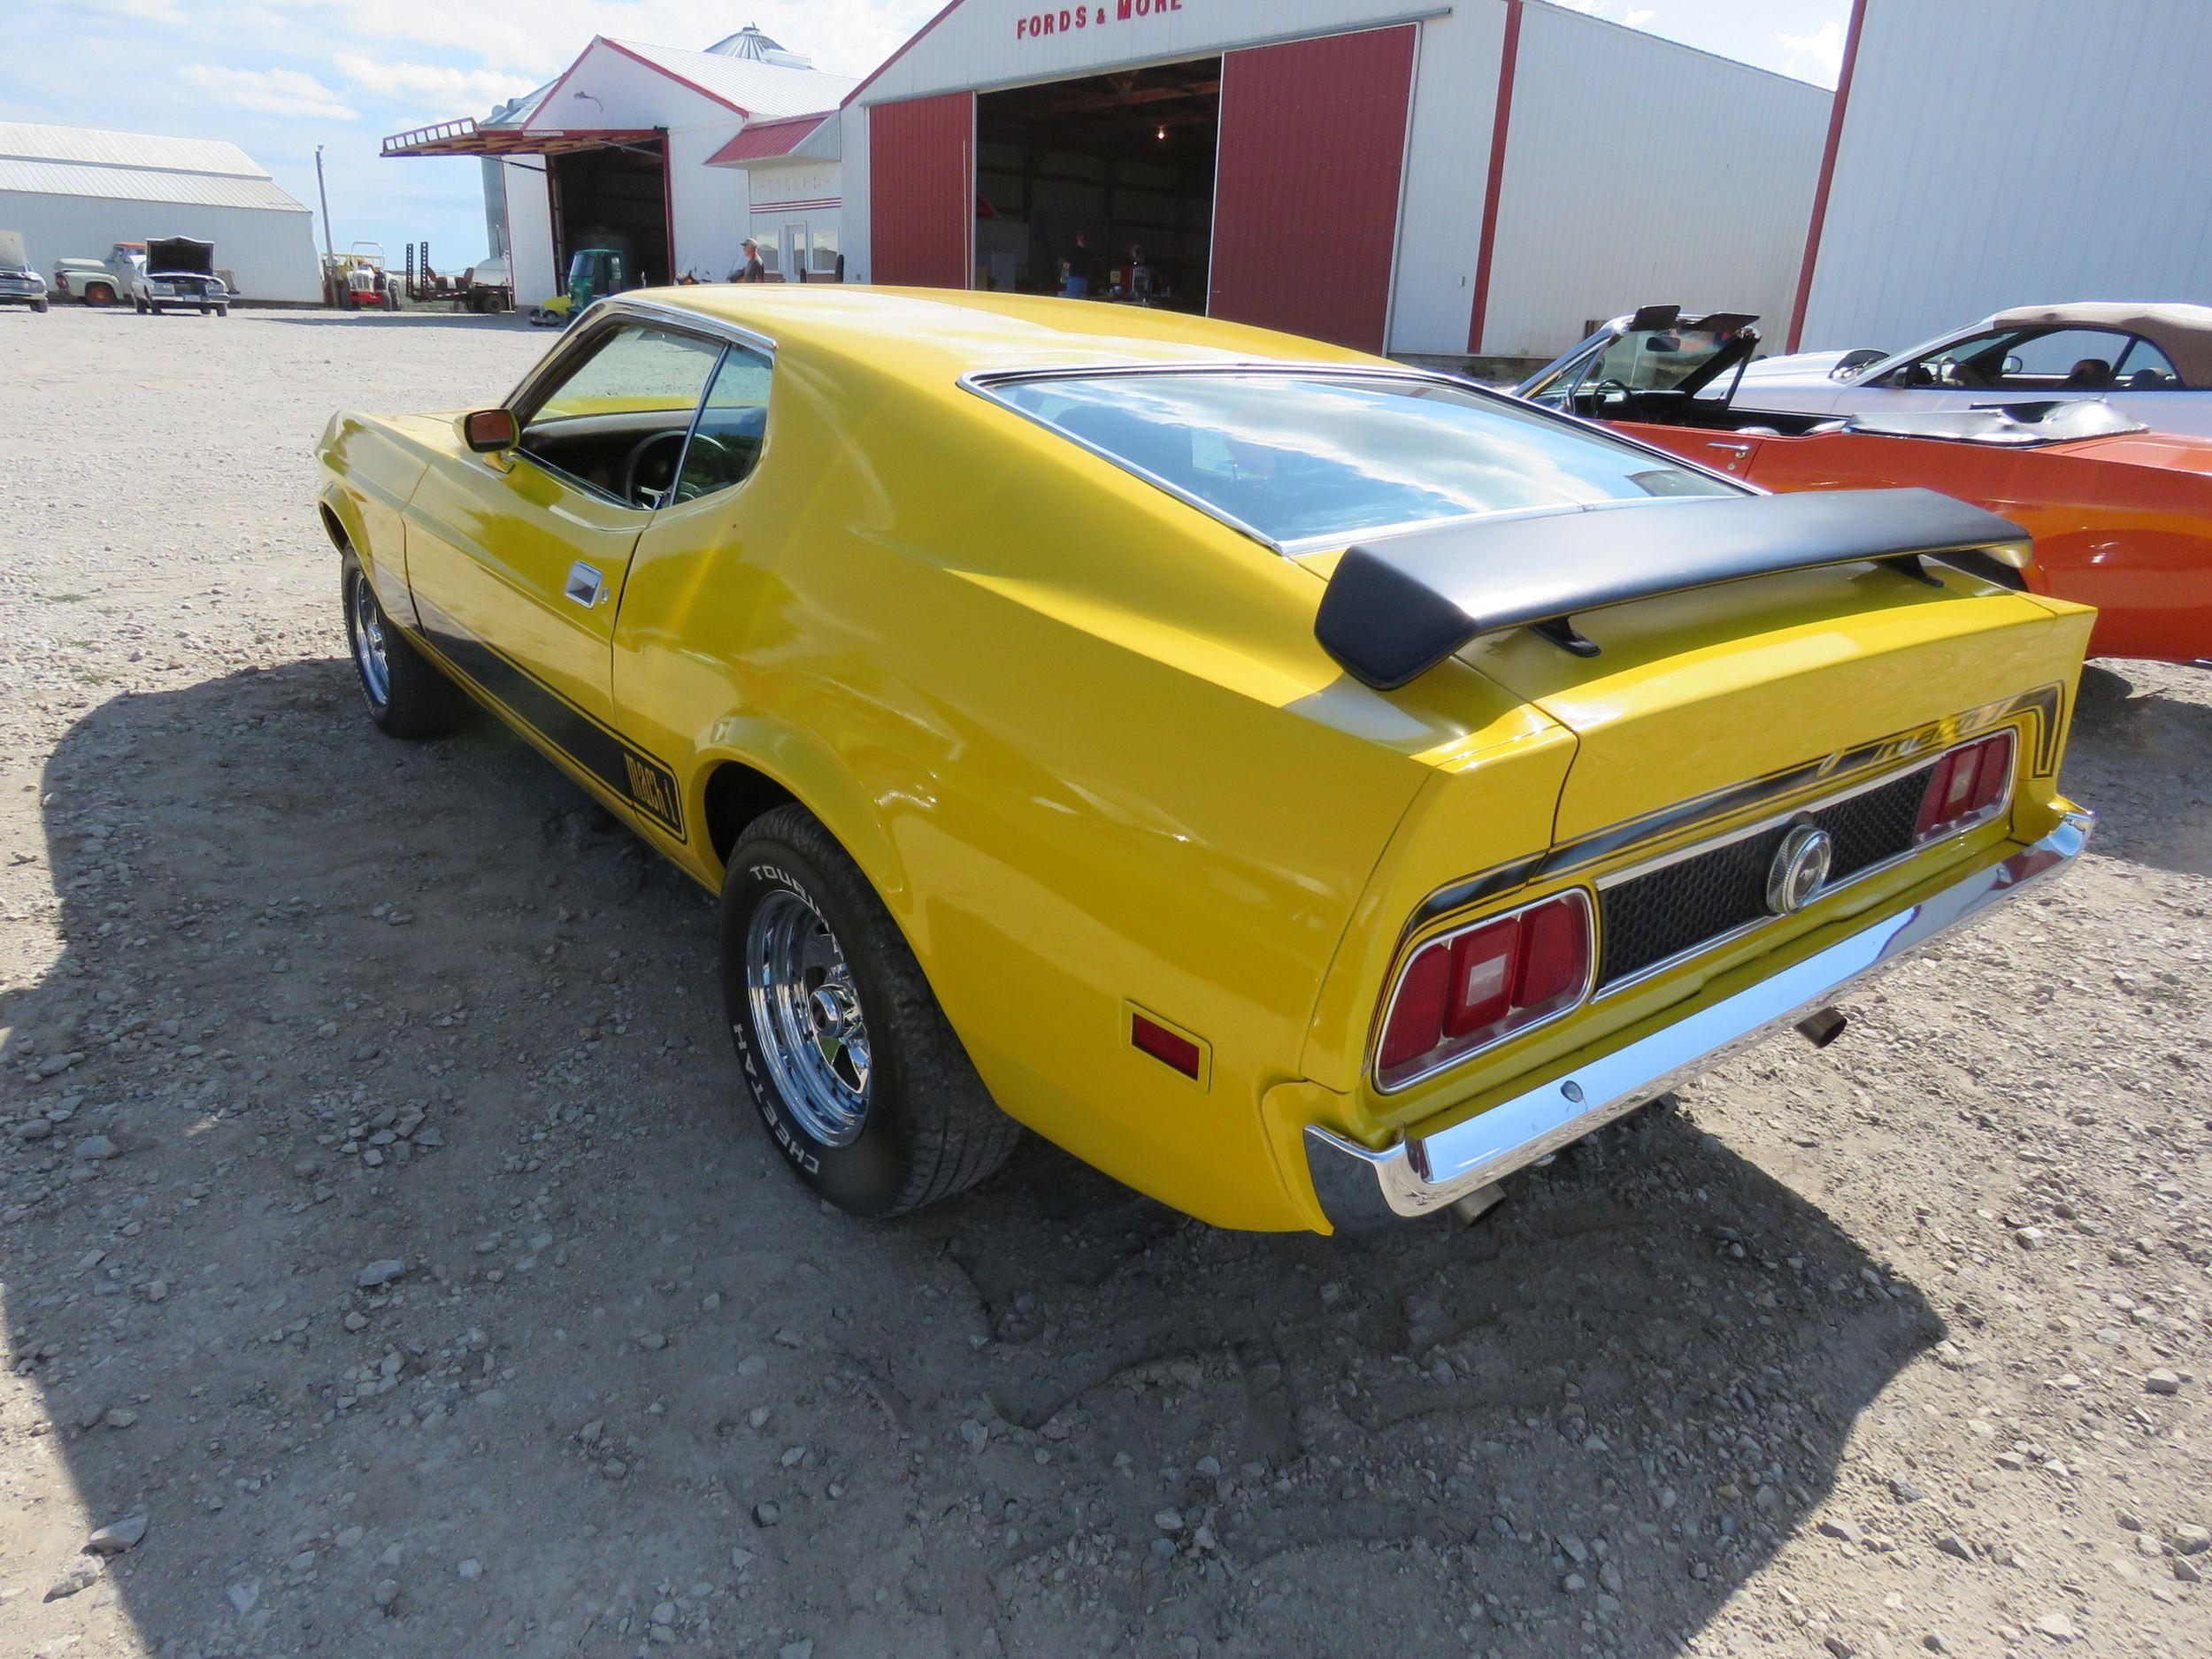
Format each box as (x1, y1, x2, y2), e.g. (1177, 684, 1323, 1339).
(529, 247, 635, 327)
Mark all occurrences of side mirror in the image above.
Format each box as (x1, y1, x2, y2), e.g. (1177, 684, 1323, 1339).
(463, 408, 518, 453)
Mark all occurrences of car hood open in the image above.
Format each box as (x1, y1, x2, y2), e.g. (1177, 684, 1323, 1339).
(147, 236, 215, 277)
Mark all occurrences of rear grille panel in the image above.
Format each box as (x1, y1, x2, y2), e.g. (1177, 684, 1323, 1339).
(1595, 765, 1931, 990)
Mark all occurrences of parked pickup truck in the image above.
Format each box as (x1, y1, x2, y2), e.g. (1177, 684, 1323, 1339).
(54, 242, 142, 306)
(134, 236, 229, 316)
(0, 230, 50, 311)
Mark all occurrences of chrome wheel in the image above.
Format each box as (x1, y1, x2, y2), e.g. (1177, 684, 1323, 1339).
(349, 572, 392, 707)
(746, 888, 872, 1147)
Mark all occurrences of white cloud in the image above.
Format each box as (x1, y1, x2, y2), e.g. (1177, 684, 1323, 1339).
(180, 64, 357, 120)
(1779, 20, 1846, 85)
(1624, 7, 1656, 26)
(332, 53, 536, 112)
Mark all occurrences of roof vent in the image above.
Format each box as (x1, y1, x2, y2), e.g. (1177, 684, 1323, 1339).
(705, 23, 814, 68)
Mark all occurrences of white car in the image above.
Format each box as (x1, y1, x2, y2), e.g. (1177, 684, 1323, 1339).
(133, 235, 229, 317)
(1732, 303, 2212, 437)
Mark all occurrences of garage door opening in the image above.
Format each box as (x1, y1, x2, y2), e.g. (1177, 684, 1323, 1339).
(548, 138, 672, 293)
(973, 58, 1219, 309)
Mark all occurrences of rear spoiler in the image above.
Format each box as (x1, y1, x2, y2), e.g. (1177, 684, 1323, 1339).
(1314, 488, 2032, 690)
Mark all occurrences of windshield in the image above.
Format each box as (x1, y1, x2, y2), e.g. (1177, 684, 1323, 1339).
(987, 371, 1736, 549)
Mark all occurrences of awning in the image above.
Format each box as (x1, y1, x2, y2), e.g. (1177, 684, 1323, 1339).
(381, 119, 662, 159)
(706, 113, 829, 166)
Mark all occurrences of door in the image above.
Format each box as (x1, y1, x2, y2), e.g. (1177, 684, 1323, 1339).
(870, 92, 972, 288)
(783, 220, 809, 282)
(402, 318, 723, 828)
(1210, 26, 1416, 352)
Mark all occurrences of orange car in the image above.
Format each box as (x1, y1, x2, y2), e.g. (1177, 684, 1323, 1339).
(1518, 307, 2212, 664)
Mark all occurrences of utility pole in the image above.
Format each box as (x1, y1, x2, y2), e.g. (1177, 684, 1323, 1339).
(314, 144, 336, 259)
(315, 143, 337, 308)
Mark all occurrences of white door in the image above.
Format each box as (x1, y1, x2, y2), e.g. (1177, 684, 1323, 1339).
(781, 221, 808, 282)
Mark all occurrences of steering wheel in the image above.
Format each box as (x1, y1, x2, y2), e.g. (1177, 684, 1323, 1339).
(1573, 376, 1632, 414)
(619, 429, 690, 507)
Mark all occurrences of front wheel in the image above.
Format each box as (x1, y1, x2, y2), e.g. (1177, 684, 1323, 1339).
(721, 806, 1020, 1217)
(341, 554, 463, 739)
(32, 298, 48, 313)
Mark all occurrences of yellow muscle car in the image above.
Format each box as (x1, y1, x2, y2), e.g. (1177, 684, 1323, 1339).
(314, 288, 2094, 1234)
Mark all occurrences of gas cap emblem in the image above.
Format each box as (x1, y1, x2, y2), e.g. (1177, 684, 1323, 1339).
(1766, 824, 1834, 916)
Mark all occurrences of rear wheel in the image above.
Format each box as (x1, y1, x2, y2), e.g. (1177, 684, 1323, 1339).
(342, 553, 463, 739)
(721, 806, 1021, 1217)
(85, 281, 115, 306)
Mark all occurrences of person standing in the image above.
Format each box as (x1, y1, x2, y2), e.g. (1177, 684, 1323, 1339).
(730, 238, 765, 283)
(1060, 232, 1093, 299)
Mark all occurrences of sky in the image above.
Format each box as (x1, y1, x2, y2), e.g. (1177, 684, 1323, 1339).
(1, 0, 1850, 266)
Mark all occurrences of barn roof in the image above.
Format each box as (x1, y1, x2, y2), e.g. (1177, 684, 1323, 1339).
(0, 122, 308, 213)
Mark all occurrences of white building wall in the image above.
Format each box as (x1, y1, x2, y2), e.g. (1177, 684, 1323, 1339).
(669, 123, 754, 281)
(499, 159, 557, 305)
(1387, 2, 1507, 355)
(1799, 0, 2212, 352)
(1478, 3, 1828, 357)
(0, 190, 319, 301)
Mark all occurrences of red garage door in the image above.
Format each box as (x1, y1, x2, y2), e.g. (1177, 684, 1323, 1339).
(1210, 27, 1416, 352)
(870, 91, 973, 288)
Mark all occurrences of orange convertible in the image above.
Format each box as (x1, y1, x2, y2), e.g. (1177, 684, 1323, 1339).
(1519, 308, 2212, 664)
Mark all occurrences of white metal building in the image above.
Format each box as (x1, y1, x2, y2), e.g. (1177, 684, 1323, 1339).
(0, 122, 319, 302)
(387, 26, 853, 304)
(839, 0, 1833, 357)
(1789, 0, 2212, 352)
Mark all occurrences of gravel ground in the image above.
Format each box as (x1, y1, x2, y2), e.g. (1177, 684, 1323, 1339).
(1, 305, 2208, 1659)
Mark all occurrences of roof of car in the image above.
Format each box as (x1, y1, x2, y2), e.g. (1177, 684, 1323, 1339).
(627, 285, 1382, 379)
(1984, 302, 2212, 383)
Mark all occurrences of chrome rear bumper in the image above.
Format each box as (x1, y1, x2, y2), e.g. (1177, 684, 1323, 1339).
(1306, 811, 2092, 1233)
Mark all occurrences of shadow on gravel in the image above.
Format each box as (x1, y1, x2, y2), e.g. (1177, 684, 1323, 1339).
(4, 659, 1949, 1659)
(2064, 664, 2212, 877)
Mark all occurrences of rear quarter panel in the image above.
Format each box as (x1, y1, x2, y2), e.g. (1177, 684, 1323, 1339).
(609, 349, 1553, 1230)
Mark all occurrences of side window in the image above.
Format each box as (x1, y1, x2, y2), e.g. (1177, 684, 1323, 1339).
(2112, 335, 2185, 389)
(513, 323, 722, 506)
(672, 345, 773, 503)
(2000, 327, 2137, 389)
(1888, 329, 2014, 389)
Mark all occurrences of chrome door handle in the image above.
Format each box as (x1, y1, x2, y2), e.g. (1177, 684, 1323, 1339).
(1705, 441, 1753, 455)
(565, 562, 605, 607)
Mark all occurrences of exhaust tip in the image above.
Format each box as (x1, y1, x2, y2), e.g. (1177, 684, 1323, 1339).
(1795, 1007, 1848, 1049)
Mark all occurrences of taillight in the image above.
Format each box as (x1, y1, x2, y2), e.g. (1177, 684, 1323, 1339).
(1376, 889, 1594, 1090)
(1914, 729, 2016, 842)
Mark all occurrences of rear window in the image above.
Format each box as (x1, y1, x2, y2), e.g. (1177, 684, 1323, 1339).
(987, 370, 1735, 549)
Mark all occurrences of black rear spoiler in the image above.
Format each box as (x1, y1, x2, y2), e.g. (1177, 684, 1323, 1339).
(1314, 488, 2032, 690)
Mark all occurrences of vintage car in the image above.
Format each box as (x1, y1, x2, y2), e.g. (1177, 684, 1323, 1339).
(1729, 302, 2212, 438)
(133, 235, 229, 316)
(315, 288, 2093, 1234)
(1519, 307, 2212, 664)
(0, 230, 49, 311)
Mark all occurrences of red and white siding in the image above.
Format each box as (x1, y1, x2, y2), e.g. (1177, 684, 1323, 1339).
(841, 0, 1832, 358)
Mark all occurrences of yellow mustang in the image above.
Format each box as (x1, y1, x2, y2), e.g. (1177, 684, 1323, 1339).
(315, 288, 2093, 1234)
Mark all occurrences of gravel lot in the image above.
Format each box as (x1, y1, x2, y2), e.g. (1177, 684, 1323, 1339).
(1, 305, 2208, 1659)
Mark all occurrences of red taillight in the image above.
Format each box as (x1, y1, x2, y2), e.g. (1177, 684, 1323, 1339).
(1377, 890, 1593, 1089)
(1915, 729, 2016, 841)
(1131, 1011, 1203, 1079)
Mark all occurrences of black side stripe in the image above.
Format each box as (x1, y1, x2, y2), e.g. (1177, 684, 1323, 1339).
(408, 594, 685, 838)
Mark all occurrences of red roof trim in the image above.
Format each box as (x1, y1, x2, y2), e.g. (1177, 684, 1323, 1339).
(1786, 0, 1867, 351)
(526, 36, 752, 134)
(842, 0, 969, 108)
(522, 38, 600, 134)
(1465, 0, 1523, 355)
(598, 37, 752, 116)
(706, 112, 830, 166)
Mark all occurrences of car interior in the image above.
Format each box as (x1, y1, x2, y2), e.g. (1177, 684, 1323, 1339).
(511, 322, 770, 509)
(1886, 327, 2184, 394)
